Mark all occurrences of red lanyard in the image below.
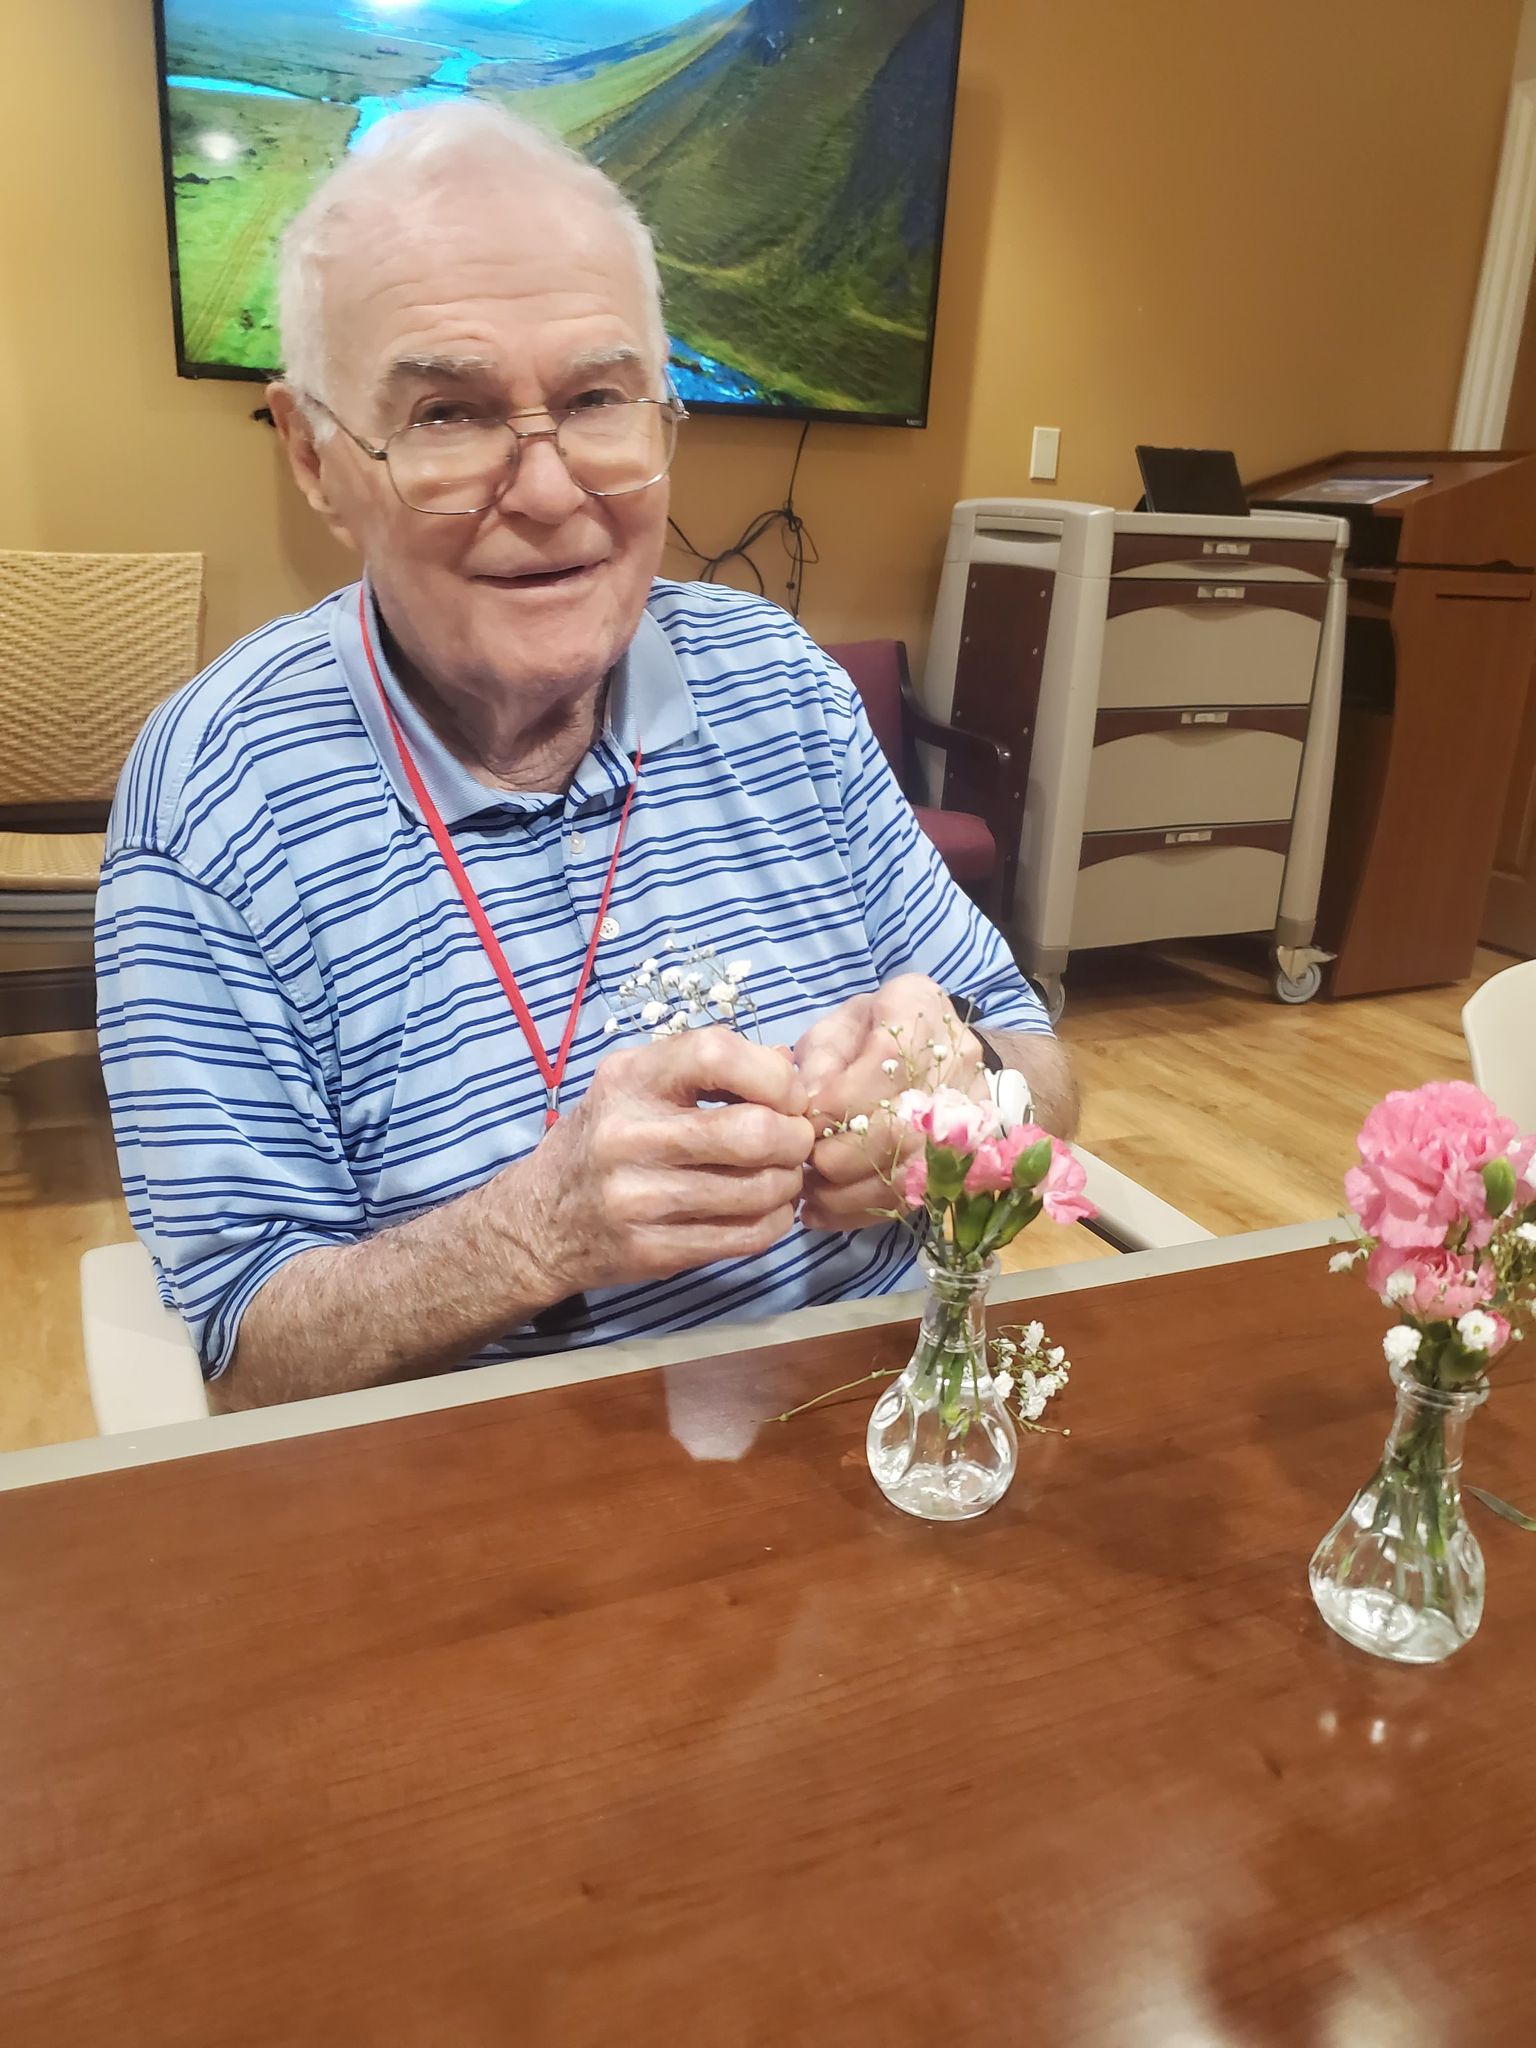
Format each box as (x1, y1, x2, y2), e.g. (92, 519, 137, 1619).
(357, 587, 640, 1129)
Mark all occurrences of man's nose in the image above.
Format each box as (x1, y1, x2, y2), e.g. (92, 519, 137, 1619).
(496, 428, 587, 525)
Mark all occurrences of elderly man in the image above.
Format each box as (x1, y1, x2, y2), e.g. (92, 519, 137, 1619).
(96, 102, 1074, 1410)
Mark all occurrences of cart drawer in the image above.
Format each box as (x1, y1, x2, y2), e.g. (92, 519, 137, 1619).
(1083, 708, 1308, 833)
(1071, 825, 1290, 950)
(1099, 582, 1325, 710)
(1112, 532, 1335, 580)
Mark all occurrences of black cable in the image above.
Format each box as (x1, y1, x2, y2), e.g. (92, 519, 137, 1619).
(668, 418, 817, 617)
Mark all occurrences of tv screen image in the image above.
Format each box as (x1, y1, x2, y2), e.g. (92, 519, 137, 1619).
(154, 0, 966, 424)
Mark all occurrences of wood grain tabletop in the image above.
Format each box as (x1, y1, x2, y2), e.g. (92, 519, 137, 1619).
(1, 1246, 1533, 2046)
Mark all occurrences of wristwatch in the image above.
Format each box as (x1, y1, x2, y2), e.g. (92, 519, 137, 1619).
(947, 994, 1004, 1072)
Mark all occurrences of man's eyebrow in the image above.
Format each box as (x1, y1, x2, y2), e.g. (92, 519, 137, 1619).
(380, 354, 500, 391)
(561, 345, 646, 379)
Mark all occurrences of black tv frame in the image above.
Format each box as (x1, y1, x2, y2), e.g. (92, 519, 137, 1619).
(150, 0, 966, 429)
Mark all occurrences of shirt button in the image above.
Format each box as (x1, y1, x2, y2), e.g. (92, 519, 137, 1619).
(569, 830, 586, 854)
(598, 916, 621, 941)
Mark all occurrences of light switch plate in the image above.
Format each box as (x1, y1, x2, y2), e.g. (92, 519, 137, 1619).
(1029, 425, 1061, 481)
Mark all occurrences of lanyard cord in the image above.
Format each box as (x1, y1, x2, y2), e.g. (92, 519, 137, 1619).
(357, 585, 640, 1129)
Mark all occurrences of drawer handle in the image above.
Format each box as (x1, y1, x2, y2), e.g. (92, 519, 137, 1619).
(1202, 540, 1251, 557)
(1196, 583, 1247, 602)
(1165, 830, 1213, 845)
(1179, 710, 1230, 726)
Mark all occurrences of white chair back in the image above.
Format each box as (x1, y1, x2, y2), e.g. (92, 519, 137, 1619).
(1461, 958, 1536, 1131)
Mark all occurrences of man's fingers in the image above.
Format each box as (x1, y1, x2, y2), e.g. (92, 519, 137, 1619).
(794, 995, 875, 1095)
(806, 1129, 901, 1187)
(610, 1165, 805, 1228)
(617, 1104, 815, 1172)
(650, 1027, 808, 1114)
(626, 1206, 800, 1273)
(801, 1175, 899, 1232)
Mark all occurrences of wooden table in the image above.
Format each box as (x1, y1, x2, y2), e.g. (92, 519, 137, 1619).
(2, 1241, 1534, 2045)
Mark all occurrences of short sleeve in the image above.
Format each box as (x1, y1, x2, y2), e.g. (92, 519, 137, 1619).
(95, 844, 366, 1378)
(815, 647, 1053, 1038)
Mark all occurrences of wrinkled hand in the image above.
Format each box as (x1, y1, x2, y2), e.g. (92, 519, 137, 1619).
(518, 1028, 814, 1294)
(794, 974, 985, 1233)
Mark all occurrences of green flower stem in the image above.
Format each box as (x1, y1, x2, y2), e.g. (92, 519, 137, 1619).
(914, 1294, 985, 1430)
(772, 1368, 896, 1424)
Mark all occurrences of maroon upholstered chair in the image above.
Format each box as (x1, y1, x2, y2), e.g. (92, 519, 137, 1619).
(822, 638, 1016, 918)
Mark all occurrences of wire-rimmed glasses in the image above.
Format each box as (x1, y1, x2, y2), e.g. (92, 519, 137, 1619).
(304, 390, 688, 514)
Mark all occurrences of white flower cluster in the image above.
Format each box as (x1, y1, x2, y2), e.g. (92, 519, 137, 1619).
(1457, 1308, 1500, 1354)
(1382, 1325, 1422, 1369)
(990, 1318, 1072, 1427)
(606, 939, 757, 1043)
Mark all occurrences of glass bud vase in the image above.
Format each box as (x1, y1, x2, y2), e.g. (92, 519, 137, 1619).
(1309, 1360, 1489, 1664)
(866, 1250, 1017, 1522)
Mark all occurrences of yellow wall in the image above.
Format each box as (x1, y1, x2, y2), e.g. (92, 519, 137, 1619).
(0, 1, 1522, 669)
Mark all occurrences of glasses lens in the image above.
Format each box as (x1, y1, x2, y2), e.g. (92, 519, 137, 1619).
(560, 402, 677, 496)
(388, 419, 517, 514)
(385, 403, 679, 513)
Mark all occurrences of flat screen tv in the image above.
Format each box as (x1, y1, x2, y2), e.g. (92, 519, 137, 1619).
(152, 1, 967, 425)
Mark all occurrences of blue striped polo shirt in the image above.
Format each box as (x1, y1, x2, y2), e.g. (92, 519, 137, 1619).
(96, 577, 1051, 1379)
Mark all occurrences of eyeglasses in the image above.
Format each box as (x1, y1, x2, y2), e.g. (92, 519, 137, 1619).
(302, 389, 688, 515)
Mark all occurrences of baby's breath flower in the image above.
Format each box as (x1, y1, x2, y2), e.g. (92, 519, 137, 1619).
(1329, 1248, 1359, 1274)
(848, 1114, 870, 1135)
(602, 1017, 619, 1036)
(1383, 1269, 1415, 1303)
(1517, 1222, 1536, 1246)
(1024, 1321, 1045, 1351)
(1456, 1309, 1499, 1353)
(881, 1058, 900, 1076)
(1383, 1325, 1423, 1368)
(727, 958, 752, 982)
(639, 1000, 667, 1028)
(993, 1371, 1014, 1403)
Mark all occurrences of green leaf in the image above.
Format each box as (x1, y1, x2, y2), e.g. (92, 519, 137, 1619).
(1484, 1157, 1517, 1219)
(1468, 1485, 1536, 1532)
(925, 1140, 968, 1205)
(952, 1192, 989, 1254)
(982, 1193, 1041, 1254)
(1011, 1138, 1053, 1191)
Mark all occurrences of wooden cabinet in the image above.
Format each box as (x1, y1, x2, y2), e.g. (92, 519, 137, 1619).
(1249, 451, 1536, 996)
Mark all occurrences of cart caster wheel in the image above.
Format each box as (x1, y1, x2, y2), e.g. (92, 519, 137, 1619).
(1035, 976, 1067, 1025)
(1274, 962, 1322, 1005)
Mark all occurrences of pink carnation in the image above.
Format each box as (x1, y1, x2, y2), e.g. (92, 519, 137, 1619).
(1037, 1140, 1094, 1227)
(1481, 1312, 1513, 1358)
(1003, 1124, 1096, 1225)
(1366, 1245, 1495, 1319)
(924, 1087, 993, 1155)
(900, 1154, 929, 1206)
(1345, 1081, 1531, 1258)
(963, 1140, 1015, 1194)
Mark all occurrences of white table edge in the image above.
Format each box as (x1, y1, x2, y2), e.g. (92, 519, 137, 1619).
(0, 1218, 1349, 1494)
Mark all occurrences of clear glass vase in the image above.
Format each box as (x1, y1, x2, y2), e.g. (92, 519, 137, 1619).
(1309, 1360, 1489, 1664)
(866, 1251, 1017, 1521)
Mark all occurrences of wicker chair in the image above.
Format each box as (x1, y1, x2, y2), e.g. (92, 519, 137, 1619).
(0, 550, 203, 1034)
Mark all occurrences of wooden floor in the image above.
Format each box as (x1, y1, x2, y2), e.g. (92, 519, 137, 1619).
(0, 940, 1515, 1455)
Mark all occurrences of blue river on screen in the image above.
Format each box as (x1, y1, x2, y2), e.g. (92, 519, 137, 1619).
(169, 52, 775, 408)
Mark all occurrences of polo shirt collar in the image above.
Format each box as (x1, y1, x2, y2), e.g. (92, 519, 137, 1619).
(331, 576, 698, 828)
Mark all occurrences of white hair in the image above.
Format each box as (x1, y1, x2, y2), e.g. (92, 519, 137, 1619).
(275, 99, 667, 413)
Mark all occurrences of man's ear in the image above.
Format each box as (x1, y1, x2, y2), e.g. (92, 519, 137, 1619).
(266, 381, 359, 551)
